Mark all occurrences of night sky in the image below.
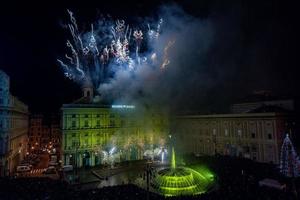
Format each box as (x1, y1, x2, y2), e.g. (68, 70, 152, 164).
(0, 0, 298, 114)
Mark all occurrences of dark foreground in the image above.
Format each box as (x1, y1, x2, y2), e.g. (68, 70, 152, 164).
(0, 156, 299, 200)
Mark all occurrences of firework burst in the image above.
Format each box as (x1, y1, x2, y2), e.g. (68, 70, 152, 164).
(57, 10, 173, 92)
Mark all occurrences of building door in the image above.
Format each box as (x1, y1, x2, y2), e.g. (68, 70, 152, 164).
(95, 155, 101, 166)
(83, 151, 90, 167)
(130, 146, 138, 160)
(69, 155, 74, 166)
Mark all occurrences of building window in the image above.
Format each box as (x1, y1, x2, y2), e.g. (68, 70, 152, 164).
(0, 98, 3, 104)
(268, 133, 272, 140)
(121, 120, 125, 127)
(251, 133, 256, 138)
(244, 146, 250, 153)
(84, 114, 88, 118)
(72, 133, 76, 137)
(212, 129, 216, 136)
(96, 114, 100, 118)
(237, 130, 242, 137)
(84, 133, 88, 137)
(96, 120, 100, 127)
(72, 121, 76, 128)
(224, 129, 228, 136)
(109, 120, 115, 127)
(84, 120, 89, 127)
(72, 114, 76, 118)
(110, 114, 114, 118)
(72, 141, 77, 147)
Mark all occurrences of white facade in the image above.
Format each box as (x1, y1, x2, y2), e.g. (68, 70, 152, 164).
(0, 70, 29, 176)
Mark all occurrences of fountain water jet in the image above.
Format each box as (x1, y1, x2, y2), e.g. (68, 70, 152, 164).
(151, 147, 215, 196)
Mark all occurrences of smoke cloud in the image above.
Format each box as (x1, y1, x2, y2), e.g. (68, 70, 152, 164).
(58, 2, 291, 115)
(94, 5, 216, 114)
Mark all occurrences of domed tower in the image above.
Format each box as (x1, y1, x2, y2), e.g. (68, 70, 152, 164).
(82, 78, 94, 101)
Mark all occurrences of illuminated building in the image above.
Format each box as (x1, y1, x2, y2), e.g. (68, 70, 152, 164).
(61, 87, 169, 167)
(173, 92, 296, 164)
(0, 70, 28, 176)
(50, 120, 62, 153)
(29, 115, 50, 153)
(173, 112, 292, 164)
(28, 114, 61, 154)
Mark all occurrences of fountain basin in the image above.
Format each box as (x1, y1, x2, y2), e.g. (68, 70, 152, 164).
(152, 166, 214, 196)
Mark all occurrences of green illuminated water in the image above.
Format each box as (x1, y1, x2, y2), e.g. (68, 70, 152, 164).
(152, 148, 215, 196)
(171, 147, 176, 169)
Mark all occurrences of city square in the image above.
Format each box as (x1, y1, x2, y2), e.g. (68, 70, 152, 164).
(0, 0, 299, 199)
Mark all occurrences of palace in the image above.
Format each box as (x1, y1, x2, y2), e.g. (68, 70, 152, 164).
(172, 96, 295, 164)
(61, 86, 169, 167)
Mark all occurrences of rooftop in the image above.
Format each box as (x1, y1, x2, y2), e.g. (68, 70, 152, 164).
(234, 90, 292, 104)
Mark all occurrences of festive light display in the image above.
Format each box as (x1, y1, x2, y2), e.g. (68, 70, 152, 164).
(279, 134, 300, 177)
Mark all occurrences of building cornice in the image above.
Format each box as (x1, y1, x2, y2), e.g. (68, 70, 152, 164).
(61, 104, 111, 109)
(175, 112, 291, 119)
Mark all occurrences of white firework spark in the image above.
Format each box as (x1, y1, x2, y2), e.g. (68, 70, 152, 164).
(57, 10, 174, 93)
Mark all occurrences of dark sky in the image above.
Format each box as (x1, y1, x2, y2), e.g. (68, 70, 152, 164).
(0, 0, 298, 114)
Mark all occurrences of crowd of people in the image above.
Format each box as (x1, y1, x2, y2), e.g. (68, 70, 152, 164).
(0, 156, 299, 199)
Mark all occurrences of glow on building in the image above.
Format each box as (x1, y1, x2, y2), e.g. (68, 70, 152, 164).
(61, 102, 169, 167)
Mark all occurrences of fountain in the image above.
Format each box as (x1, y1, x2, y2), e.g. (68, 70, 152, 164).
(151, 147, 215, 196)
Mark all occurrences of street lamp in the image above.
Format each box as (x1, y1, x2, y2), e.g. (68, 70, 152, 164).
(212, 129, 217, 155)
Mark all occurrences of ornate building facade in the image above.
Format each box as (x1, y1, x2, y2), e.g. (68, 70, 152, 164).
(172, 112, 292, 164)
(61, 90, 169, 167)
(0, 70, 29, 176)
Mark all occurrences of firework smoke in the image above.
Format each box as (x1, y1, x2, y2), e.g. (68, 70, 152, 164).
(58, 5, 215, 113)
(57, 9, 168, 90)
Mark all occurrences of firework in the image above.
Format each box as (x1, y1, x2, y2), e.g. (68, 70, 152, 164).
(161, 40, 175, 69)
(57, 11, 174, 92)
